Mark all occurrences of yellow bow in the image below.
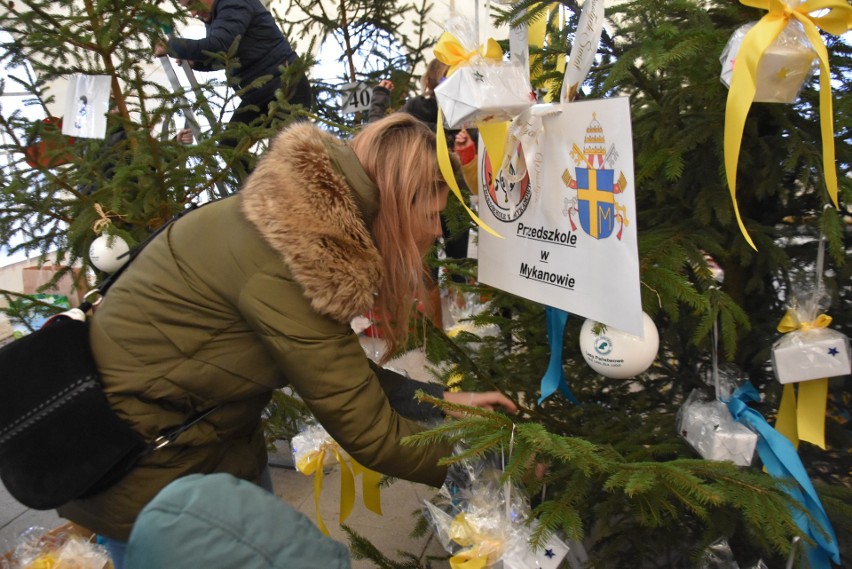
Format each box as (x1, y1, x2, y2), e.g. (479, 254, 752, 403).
(774, 309, 833, 450)
(777, 309, 832, 334)
(723, 0, 852, 250)
(434, 32, 503, 76)
(447, 513, 503, 569)
(296, 443, 383, 536)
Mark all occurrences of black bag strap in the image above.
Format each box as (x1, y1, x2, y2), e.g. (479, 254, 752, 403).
(151, 405, 219, 451)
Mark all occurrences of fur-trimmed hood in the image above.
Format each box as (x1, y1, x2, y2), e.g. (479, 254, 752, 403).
(240, 123, 382, 323)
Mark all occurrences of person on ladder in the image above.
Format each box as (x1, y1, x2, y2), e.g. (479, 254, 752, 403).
(154, 0, 313, 186)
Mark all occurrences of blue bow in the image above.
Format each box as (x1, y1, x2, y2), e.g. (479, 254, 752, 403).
(538, 307, 578, 405)
(726, 383, 839, 567)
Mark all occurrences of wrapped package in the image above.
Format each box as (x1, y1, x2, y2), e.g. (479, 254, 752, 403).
(435, 64, 535, 129)
(719, 21, 816, 104)
(4, 525, 111, 569)
(772, 326, 851, 384)
(678, 390, 757, 467)
(771, 287, 851, 384)
(424, 453, 573, 568)
(289, 421, 382, 536)
(434, 16, 534, 129)
(290, 422, 340, 471)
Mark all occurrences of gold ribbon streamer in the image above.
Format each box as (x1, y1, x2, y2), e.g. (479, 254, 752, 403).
(437, 110, 503, 239)
(349, 459, 383, 516)
(434, 32, 503, 76)
(297, 444, 383, 535)
(723, 0, 852, 250)
(527, 3, 556, 86)
(773, 309, 832, 449)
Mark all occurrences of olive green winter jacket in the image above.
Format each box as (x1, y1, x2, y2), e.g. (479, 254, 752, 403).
(58, 122, 451, 540)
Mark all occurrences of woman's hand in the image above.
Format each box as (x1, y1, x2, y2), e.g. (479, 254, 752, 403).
(443, 390, 518, 417)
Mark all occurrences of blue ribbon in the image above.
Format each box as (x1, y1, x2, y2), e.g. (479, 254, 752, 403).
(537, 307, 578, 405)
(725, 383, 839, 567)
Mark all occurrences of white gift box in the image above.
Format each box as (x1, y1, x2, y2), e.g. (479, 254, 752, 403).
(678, 399, 757, 467)
(771, 328, 851, 384)
(503, 523, 571, 569)
(435, 63, 534, 129)
(720, 22, 816, 104)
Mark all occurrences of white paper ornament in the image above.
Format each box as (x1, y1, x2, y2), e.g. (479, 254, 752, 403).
(88, 234, 130, 273)
(580, 312, 659, 378)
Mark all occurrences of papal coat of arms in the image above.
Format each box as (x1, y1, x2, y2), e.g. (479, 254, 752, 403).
(562, 113, 629, 240)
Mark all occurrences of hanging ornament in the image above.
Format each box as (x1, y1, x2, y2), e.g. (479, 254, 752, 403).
(88, 203, 130, 273)
(579, 312, 659, 379)
(88, 234, 130, 273)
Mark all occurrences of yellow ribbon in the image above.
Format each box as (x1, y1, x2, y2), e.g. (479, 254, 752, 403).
(296, 444, 382, 535)
(437, 110, 504, 239)
(723, 0, 852, 250)
(349, 459, 383, 516)
(434, 32, 503, 76)
(773, 309, 832, 449)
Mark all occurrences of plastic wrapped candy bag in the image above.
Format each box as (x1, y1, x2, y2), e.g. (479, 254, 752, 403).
(719, 19, 817, 104)
(434, 16, 534, 129)
(771, 284, 851, 384)
(445, 294, 499, 352)
(3, 525, 111, 569)
(290, 422, 341, 473)
(678, 372, 757, 467)
(289, 421, 382, 536)
(423, 452, 571, 568)
(698, 537, 769, 569)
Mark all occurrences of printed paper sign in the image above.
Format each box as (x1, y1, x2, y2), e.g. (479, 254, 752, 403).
(62, 74, 111, 139)
(477, 97, 643, 336)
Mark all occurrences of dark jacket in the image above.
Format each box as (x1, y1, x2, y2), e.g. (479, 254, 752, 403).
(57, 122, 451, 540)
(125, 473, 351, 569)
(368, 88, 439, 131)
(167, 0, 297, 92)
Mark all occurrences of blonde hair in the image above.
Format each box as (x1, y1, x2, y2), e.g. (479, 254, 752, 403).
(421, 59, 449, 97)
(350, 114, 445, 362)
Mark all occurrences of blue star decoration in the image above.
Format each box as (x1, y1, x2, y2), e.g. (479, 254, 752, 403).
(544, 548, 555, 559)
(828, 347, 839, 357)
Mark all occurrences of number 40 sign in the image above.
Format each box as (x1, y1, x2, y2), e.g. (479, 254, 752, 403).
(340, 81, 372, 115)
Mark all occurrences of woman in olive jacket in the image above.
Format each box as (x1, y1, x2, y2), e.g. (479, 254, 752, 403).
(57, 114, 515, 544)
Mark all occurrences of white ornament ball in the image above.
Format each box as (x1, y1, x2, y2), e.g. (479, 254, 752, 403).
(579, 312, 660, 379)
(88, 234, 130, 273)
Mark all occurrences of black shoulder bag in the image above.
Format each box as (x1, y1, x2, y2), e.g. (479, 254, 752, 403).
(0, 203, 216, 510)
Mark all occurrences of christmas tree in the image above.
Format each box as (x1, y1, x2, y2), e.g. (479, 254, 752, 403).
(0, 0, 849, 567)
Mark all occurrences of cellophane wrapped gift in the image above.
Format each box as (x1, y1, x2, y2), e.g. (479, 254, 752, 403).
(771, 290, 851, 384)
(719, 20, 816, 103)
(434, 17, 533, 129)
(772, 328, 851, 384)
(290, 422, 339, 472)
(3, 525, 112, 569)
(698, 537, 768, 569)
(678, 390, 757, 467)
(445, 293, 499, 352)
(423, 453, 573, 568)
(436, 64, 534, 129)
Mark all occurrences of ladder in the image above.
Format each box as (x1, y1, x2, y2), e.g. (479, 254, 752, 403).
(158, 55, 230, 199)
